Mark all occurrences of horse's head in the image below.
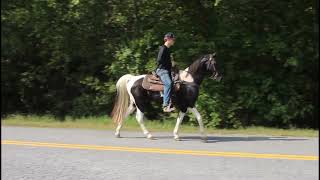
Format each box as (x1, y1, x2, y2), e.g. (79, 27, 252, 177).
(199, 53, 222, 82)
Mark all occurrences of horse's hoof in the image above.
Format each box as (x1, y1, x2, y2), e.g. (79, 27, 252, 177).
(115, 133, 121, 138)
(147, 134, 155, 140)
(201, 136, 208, 143)
(174, 136, 181, 141)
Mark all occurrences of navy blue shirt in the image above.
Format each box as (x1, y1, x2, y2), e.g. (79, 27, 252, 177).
(156, 45, 172, 71)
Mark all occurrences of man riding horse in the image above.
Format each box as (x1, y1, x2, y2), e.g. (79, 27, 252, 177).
(156, 32, 176, 112)
(111, 32, 222, 141)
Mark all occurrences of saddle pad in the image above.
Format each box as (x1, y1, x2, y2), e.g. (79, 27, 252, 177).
(142, 74, 164, 91)
(149, 75, 161, 81)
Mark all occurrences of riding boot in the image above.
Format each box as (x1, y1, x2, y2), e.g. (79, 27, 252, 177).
(163, 105, 175, 112)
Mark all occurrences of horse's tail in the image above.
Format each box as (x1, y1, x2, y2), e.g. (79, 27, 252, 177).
(111, 74, 134, 124)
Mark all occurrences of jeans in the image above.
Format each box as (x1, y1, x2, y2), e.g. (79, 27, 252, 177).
(156, 68, 172, 107)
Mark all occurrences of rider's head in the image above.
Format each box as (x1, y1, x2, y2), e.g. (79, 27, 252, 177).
(164, 32, 175, 47)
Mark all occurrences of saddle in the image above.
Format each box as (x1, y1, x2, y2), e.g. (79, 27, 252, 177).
(142, 71, 181, 92)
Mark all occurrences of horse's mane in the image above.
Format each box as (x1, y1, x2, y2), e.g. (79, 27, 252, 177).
(187, 54, 209, 74)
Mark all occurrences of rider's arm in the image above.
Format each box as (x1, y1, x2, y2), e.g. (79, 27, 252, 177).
(157, 46, 166, 64)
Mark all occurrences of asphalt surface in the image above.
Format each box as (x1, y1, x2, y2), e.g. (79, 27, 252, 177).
(1, 126, 319, 180)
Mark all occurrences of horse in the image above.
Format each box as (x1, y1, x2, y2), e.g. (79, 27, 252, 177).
(111, 53, 222, 141)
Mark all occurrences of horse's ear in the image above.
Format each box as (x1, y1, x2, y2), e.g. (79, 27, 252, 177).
(212, 52, 216, 57)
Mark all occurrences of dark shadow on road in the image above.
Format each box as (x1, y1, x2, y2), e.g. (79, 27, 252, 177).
(119, 136, 173, 139)
(179, 136, 309, 143)
(118, 135, 309, 143)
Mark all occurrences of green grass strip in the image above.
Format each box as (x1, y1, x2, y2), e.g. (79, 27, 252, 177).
(1, 114, 318, 137)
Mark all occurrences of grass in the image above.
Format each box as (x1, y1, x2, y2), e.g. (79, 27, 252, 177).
(1, 114, 318, 137)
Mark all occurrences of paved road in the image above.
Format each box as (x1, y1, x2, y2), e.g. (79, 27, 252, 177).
(1, 126, 319, 180)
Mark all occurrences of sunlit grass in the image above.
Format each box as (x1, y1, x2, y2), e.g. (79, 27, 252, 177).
(1, 114, 318, 137)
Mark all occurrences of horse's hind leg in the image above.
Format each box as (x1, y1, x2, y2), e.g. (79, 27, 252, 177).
(190, 107, 207, 142)
(115, 103, 135, 138)
(135, 108, 153, 139)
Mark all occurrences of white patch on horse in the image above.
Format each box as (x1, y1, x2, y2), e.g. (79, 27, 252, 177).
(126, 75, 146, 104)
(179, 68, 194, 82)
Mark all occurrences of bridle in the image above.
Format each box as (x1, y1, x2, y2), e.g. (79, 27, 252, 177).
(206, 55, 220, 81)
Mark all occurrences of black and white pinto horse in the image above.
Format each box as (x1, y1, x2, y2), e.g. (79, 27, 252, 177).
(111, 53, 222, 141)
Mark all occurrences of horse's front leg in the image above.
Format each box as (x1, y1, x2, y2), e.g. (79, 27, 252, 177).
(190, 107, 207, 142)
(173, 111, 186, 140)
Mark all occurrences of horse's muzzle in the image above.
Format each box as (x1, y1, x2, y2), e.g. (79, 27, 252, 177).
(215, 75, 222, 82)
(210, 73, 222, 82)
